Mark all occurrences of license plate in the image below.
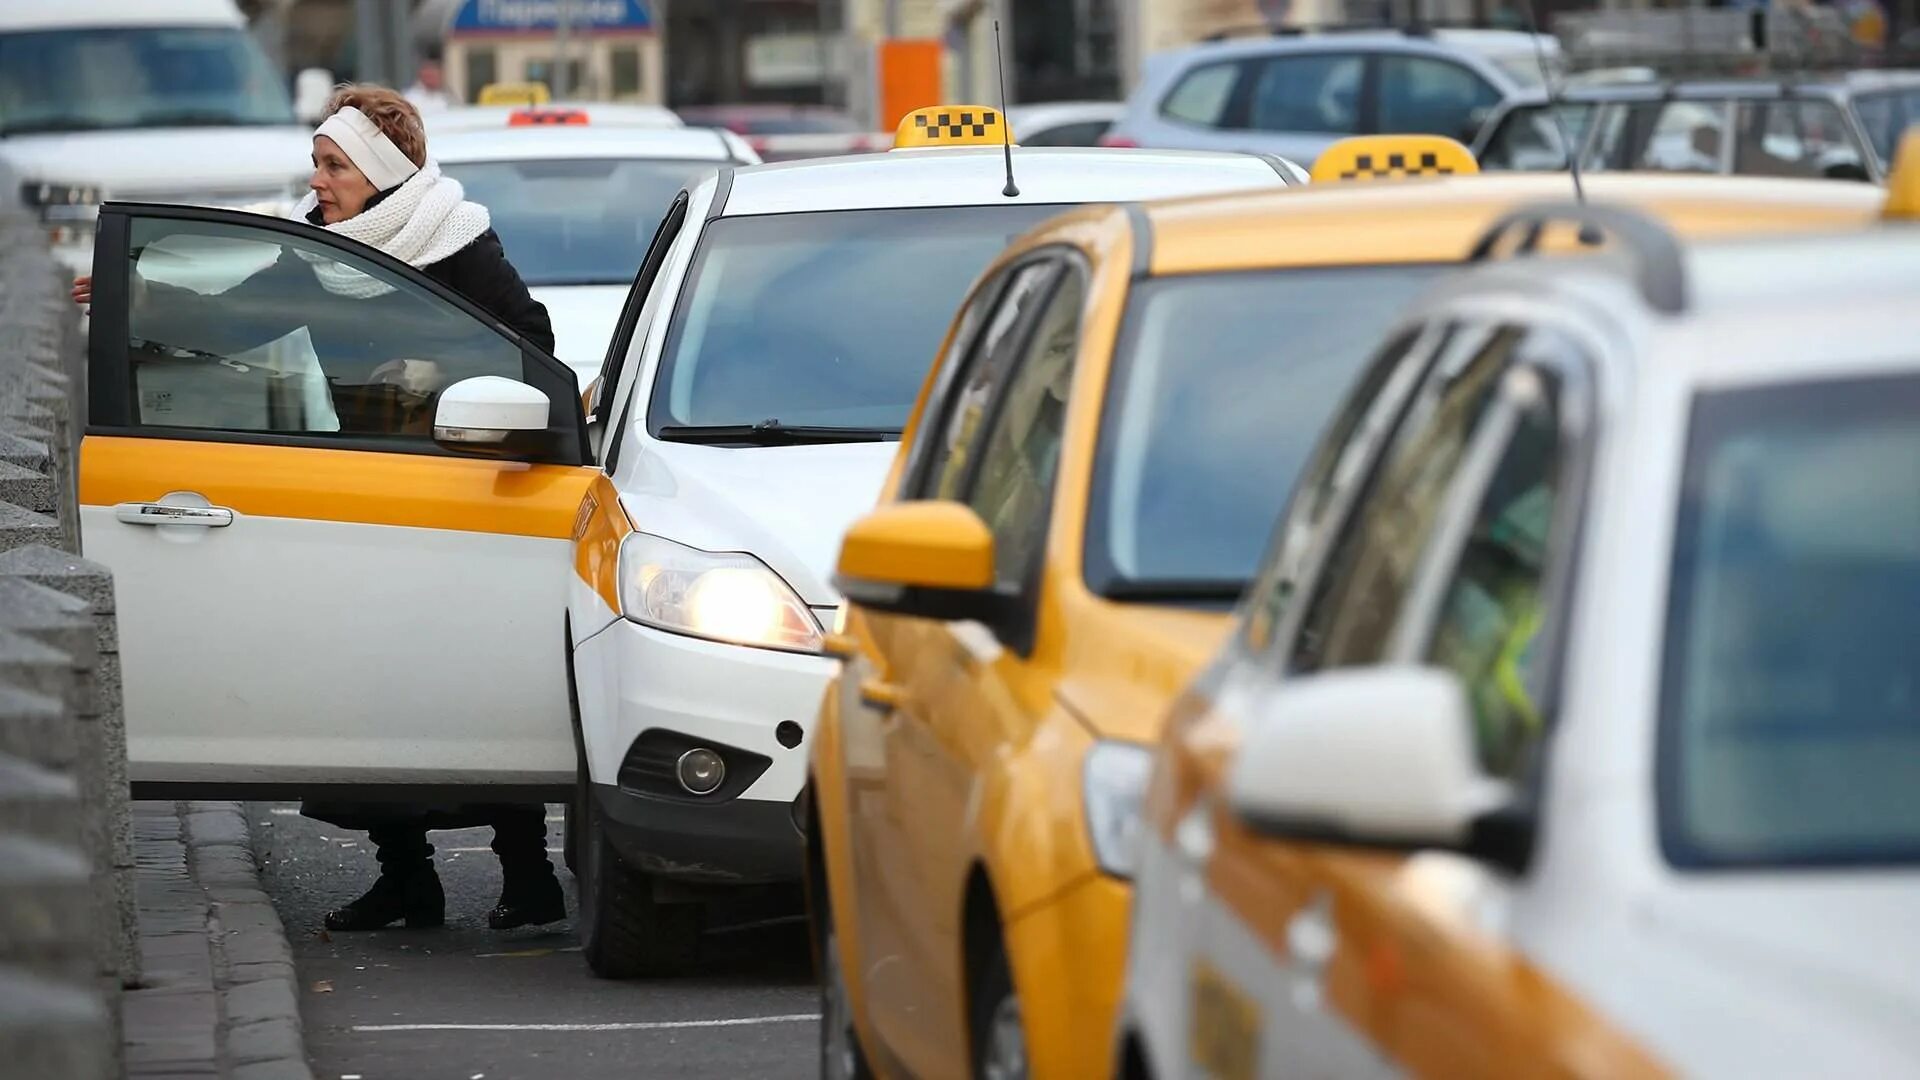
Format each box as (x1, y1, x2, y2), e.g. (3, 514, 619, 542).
(1189, 959, 1261, 1080)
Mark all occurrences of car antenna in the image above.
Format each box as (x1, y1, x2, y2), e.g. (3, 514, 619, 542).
(1515, 0, 1601, 244)
(994, 19, 1021, 198)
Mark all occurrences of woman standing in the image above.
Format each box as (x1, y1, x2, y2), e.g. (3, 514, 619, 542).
(74, 84, 566, 932)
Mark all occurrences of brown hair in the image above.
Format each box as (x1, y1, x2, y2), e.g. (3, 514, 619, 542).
(323, 84, 428, 167)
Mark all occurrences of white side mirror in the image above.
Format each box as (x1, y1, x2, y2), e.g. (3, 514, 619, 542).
(1226, 667, 1510, 847)
(434, 376, 550, 447)
(295, 68, 336, 124)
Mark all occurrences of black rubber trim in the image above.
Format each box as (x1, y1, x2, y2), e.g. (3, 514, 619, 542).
(1125, 202, 1153, 278)
(1256, 153, 1298, 183)
(706, 166, 735, 221)
(591, 782, 802, 884)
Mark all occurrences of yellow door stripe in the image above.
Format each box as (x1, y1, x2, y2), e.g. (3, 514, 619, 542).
(81, 436, 594, 539)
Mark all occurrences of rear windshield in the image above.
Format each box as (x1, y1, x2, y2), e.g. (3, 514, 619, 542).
(1660, 373, 1920, 867)
(442, 158, 719, 286)
(648, 205, 1062, 433)
(1084, 265, 1445, 601)
(0, 26, 293, 136)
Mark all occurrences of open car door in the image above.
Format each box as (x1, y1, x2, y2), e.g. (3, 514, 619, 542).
(80, 203, 595, 798)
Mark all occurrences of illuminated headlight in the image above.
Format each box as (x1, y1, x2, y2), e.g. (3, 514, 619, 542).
(619, 532, 824, 654)
(1083, 741, 1155, 879)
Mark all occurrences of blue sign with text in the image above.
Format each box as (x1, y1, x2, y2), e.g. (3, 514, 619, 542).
(451, 0, 652, 33)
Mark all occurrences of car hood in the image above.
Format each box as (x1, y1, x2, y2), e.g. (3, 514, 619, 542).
(615, 439, 899, 607)
(529, 285, 627, 387)
(1, 126, 311, 201)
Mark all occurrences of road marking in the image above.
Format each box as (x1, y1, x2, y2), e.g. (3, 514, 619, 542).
(352, 1014, 819, 1033)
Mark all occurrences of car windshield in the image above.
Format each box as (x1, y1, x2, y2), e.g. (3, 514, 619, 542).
(1085, 265, 1446, 600)
(0, 26, 293, 137)
(1850, 87, 1920, 166)
(1478, 102, 1595, 170)
(442, 157, 720, 286)
(1661, 373, 1920, 867)
(648, 204, 1063, 433)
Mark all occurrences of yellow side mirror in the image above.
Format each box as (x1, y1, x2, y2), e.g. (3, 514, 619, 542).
(837, 501, 995, 593)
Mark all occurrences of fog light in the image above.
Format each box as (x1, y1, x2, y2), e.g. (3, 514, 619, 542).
(676, 748, 726, 795)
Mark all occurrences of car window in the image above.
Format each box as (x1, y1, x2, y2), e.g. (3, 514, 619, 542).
(1850, 88, 1920, 166)
(1732, 99, 1868, 181)
(1590, 100, 1729, 174)
(1425, 367, 1565, 780)
(443, 158, 720, 286)
(1289, 326, 1521, 673)
(649, 204, 1062, 435)
(920, 262, 1061, 500)
(1022, 119, 1114, 146)
(1242, 326, 1439, 653)
(1162, 62, 1240, 127)
(962, 271, 1086, 588)
(0, 25, 293, 136)
(1086, 266, 1446, 602)
(122, 217, 526, 442)
(1477, 102, 1595, 170)
(1660, 372, 1920, 867)
(1247, 54, 1362, 134)
(1376, 55, 1503, 141)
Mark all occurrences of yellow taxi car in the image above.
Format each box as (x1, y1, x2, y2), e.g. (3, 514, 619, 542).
(1113, 135, 1920, 1080)
(803, 136, 1883, 1079)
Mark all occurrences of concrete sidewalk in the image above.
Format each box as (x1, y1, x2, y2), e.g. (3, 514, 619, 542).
(125, 801, 312, 1080)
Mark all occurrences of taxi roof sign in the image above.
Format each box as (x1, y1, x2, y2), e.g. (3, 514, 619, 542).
(1309, 135, 1479, 183)
(477, 82, 550, 106)
(508, 108, 589, 126)
(1883, 128, 1920, 219)
(894, 106, 1012, 150)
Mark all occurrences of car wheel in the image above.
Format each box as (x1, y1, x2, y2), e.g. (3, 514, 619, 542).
(971, 941, 1027, 1080)
(577, 789, 701, 978)
(818, 911, 874, 1079)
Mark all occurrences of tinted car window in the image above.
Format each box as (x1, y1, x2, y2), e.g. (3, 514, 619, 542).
(1661, 373, 1920, 867)
(1851, 88, 1920, 166)
(1732, 99, 1868, 180)
(1590, 100, 1730, 173)
(1478, 102, 1596, 170)
(1247, 54, 1362, 134)
(1377, 55, 1502, 141)
(1162, 62, 1240, 127)
(649, 205, 1061, 433)
(0, 26, 293, 135)
(1086, 265, 1445, 600)
(1022, 119, 1114, 146)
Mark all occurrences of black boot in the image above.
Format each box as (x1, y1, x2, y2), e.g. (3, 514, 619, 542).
(488, 806, 566, 930)
(324, 825, 445, 931)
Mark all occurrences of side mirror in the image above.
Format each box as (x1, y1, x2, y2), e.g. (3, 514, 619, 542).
(833, 502, 1006, 623)
(1226, 667, 1511, 849)
(433, 375, 550, 451)
(294, 68, 335, 124)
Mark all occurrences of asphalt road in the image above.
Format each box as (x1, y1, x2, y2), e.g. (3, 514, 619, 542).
(249, 802, 818, 1080)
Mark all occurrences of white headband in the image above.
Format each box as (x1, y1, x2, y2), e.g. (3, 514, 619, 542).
(315, 106, 420, 191)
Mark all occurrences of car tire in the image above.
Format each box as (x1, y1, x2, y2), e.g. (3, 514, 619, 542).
(577, 788, 701, 979)
(971, 940, 1027, 1080)
(818, 897, 874, 1079)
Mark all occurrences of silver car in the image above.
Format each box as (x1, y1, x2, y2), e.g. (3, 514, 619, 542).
(1103, 28, 1558, 166)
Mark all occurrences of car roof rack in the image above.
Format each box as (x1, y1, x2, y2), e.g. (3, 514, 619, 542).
(1554, 8, 1867, 78)
(1467, 202, 1688, 314)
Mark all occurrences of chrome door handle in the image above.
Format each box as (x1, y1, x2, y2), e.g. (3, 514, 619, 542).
(114, 502, 234, 527)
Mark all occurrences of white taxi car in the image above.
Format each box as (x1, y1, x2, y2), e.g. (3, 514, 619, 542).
(436, 122, 757, 382)
(76, 106, 1296, 979)
(1116, 144, 1920, 1078)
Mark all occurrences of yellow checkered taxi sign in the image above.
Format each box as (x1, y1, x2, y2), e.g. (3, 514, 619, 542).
(894, 106, 1012, 149)
(1309, 135, 1479, 183)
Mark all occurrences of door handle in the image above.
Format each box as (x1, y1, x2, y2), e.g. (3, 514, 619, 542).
(858, 678, 903, 713)
(114, 502, 234, 527)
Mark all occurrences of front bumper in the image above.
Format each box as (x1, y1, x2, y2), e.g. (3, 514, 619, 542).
(1005, 873, 1133, 1079)
(574, 618, 834, 883)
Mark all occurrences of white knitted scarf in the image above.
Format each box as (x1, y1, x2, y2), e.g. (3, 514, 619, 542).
(289, 161, 490, 298)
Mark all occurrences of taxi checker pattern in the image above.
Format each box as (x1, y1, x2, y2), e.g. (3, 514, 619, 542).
(1340, 150, 1455, 179)
(915, 109, 1000, 140)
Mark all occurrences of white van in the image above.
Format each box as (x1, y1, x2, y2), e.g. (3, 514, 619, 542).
(0, 0, 313, 270)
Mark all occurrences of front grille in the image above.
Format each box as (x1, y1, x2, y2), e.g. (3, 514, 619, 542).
(617, 729, 772, 804)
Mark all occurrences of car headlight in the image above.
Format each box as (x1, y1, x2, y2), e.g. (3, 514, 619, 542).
(1083, 741, 1155, 879)
(619, 532, 823, 654)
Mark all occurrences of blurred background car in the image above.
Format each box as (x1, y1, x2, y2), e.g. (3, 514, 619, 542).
(0, 0, 312, 271)
(675, 104, 887, 161)
(1101, 27, 1559, 165)
(425, 99, 685, 137)
(435, 122, 756, 383)
(1006, 100, 1125, 146)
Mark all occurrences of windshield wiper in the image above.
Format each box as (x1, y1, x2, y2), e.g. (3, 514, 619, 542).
(656, 419, 902, 446)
